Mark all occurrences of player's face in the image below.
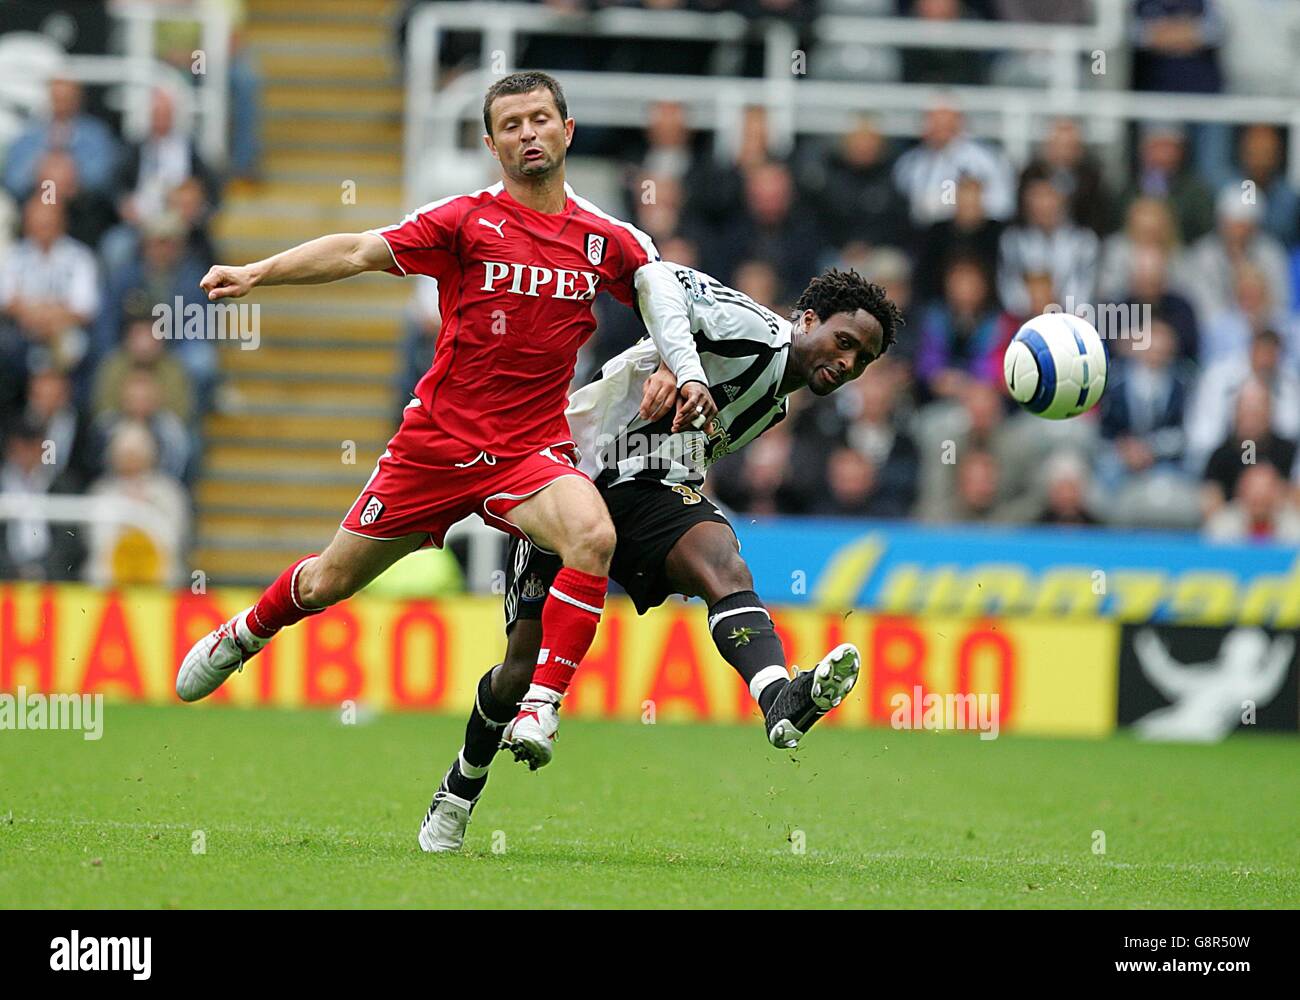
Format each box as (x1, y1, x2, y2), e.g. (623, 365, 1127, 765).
(484, 89, 574, 181)
(796, 308, 884, 396)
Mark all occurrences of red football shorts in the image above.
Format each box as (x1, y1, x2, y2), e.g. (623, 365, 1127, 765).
(340, 398, 587, 549)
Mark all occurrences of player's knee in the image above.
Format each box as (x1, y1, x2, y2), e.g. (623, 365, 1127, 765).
(558, 512, 616, 573)
(297, 561, 356, 608)
(711, 556, 754, 599)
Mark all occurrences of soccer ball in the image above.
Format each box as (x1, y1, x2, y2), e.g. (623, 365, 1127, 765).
(1003, 312, 1107, 420)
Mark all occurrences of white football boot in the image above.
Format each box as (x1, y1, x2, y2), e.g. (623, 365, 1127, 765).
(765, 642, 861, 749)
(418, 767, 478, 853)
(176, 607, 268, 702)
(501, 685, 561, 770)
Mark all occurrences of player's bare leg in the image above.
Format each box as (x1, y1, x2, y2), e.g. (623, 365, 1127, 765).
(419, 621, 540, 852)
(176, 528, 427, 702)
(665, 521, 859, 749)
(498, 475, 615, 769)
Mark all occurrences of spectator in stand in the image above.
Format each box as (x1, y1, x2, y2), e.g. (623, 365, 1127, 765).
(711, 160, 824, 301)
(1131, 1, 1229, 183)
(916, 381, 1044, 523)
(0, 196, 99, 401)
(1179, 185, 1291, 337)
(1023, 118, 1113, 236)
(684, 105, 772, 234)
(637, 101, 697, 185)
(943, 448, 1017, 523)
(893, 102, 1017, 228)
(1115, 122, 1215, 243)
(84, 421, 191, 588)
(97, 212, 214, 405)
(92, 367, 193, 484)
(812, 448, 892, 518)
(93, 315, 195, 425)
(807, 116, 907, 249)
(1201, 378, 1297, 517)
(1204, 463, 1300, 543)
(32, 151, 117, 253)
(1109, 243, 1199, 364)
(823, 357, 919, 518)
(629, 172, 687, 248)
(1098, 196, 1183, 302)
(850, 246, 918, 366)
(103, 88, 220, 280)
(1230, 124, 1298, 247)
(1186, 328, 1300, 473)
(733, 258, 784, 312)
(3, 78, 121, 200)
(997, 164, 1099, 317)
(22, 366, 99, 491)
(1195, 260, 1289, 368)
(165, 175, 219, 273)
(1037, 451, 1099, 526)
(1132, 0, 1225, 94)
(901, 0, 991, 86)
(0, 417, 86, 581)
(122, 87, 219, 217)
(913, 174, 1002, 306)
(915, 254, 1009, 403)
(1098, 318, 1193, 493)
(154, 0, 262, 181)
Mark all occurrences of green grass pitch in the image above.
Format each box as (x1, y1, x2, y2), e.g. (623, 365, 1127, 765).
(2, 704, 1297, 908)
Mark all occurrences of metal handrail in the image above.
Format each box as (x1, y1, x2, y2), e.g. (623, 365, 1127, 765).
(0, 492, 165, 534)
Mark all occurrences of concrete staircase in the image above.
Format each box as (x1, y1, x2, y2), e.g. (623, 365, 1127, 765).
(194, 0, 409, 585)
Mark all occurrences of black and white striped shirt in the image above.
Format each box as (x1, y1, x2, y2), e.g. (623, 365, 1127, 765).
(567, 262, 791, 489)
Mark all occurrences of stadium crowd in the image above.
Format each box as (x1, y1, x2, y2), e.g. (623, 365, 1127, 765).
(585, 100, 1300, 542)
(523, 0, 1300, 542)
(4, 0, 1300, 589)
(0, 0, 258, 583)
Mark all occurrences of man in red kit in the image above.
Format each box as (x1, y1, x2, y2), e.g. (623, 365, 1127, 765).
(176, 72, 716, 782)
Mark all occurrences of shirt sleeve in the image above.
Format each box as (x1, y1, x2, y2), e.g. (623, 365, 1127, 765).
(634, 261, 708, 388)
(366, 197, 463, 277)
(603, 221, 660, 307)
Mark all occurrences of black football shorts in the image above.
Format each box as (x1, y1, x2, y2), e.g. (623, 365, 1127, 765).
(503, 477, 734, 630)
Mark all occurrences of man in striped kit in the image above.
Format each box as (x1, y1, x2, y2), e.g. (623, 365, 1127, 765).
(420, 263, 902, 852)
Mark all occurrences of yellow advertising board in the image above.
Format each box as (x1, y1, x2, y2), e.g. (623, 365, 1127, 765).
(0, 583, 1120, 737)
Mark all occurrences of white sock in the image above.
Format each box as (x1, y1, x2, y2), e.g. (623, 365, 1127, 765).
(750, 665, 789, 706)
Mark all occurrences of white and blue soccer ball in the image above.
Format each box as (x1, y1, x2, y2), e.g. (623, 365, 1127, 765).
(1003, 312, 1107, 420)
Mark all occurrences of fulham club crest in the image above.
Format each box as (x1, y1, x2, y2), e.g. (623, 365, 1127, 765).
(584, 233, 606, 265)
(360, 494, 385, 526)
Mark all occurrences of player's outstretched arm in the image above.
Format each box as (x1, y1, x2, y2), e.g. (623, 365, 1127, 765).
(633, 261, 708, 389)
(200, 232, 394, 301)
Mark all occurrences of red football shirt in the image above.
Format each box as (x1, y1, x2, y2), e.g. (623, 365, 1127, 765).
(368, 181, 659, 456)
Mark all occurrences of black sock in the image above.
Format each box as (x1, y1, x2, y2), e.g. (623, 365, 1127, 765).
(445, 667, 514, 800)
(707, 591, 789, 715)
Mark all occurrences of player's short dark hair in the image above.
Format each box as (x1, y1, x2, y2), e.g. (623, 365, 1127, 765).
(482, 71, 568, 137)
(792, 268, 903, 355)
